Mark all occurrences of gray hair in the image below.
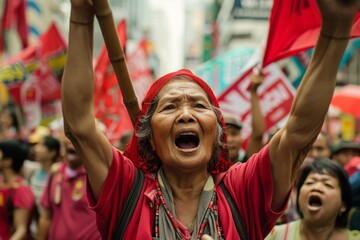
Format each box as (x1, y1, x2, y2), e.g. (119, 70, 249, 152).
(136, 93, 224, 171)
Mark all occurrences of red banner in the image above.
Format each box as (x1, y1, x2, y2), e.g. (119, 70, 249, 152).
(218, 64, 295, 144)
(263, 0, 360, 67)
(94, 20, 154, 143)
(0, 22, 67, 105)
(127, 39, 154, 103)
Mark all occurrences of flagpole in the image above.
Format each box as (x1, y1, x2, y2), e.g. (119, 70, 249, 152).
(92, 0, 140, 127)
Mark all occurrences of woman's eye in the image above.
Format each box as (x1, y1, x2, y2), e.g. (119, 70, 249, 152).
(195, 103, 206, 108)
(325, 183, 334, 188)
(164, 105, 175, 110)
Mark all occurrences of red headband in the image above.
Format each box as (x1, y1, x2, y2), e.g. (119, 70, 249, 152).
(124, 69, 230, 174)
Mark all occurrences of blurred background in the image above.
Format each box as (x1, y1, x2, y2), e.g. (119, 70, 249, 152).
(1, 0, 360, 146)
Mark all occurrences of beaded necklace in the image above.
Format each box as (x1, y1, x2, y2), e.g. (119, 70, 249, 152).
(154, 180, 223, 239)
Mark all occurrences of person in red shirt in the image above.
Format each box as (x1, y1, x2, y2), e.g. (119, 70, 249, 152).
(37, 137, 101, 240)
(62, 0, 360, 239)
(0, 140, 34, 240)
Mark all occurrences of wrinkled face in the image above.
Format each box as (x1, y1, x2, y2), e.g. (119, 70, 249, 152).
(308, 134, 331, 160)
(299, 172, 346, 226)
(150, 78, 218, 173)
(34, 141, 55, 163)
(225, 125, 242, 164)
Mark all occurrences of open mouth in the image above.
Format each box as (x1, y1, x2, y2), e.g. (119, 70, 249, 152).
(309, 195, 322, 207)
(175, 132, 199, 149)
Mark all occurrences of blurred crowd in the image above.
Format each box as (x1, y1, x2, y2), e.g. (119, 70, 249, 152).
(0, 103, 131, 240)
(1, 76, 360, 239)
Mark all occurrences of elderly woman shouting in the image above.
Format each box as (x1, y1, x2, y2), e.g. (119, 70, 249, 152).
(62, 0, 360, 239)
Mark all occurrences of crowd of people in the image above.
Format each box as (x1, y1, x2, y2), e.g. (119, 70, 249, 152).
(1, 0, 360, 239)
(0, 113, 104, 239)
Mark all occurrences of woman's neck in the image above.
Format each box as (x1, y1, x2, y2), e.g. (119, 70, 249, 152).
(300, 220, 337, 240)
(41, 160, 53, 171)
(164, 168, 209, 199)
(161, 167, 210, 229)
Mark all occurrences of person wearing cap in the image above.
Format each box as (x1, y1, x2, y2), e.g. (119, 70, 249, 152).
(223, 113, 243, 164)
(331, 141, 360, 167)
(224, 70, 266, 165)
(27, 126, 51, 146)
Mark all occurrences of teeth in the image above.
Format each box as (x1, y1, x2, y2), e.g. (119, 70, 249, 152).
(180, 132, 196, 135)
(177, 132, 197, 137)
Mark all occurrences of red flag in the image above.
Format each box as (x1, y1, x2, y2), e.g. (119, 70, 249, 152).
(127, 39, 154, 103)
(94, 19, 133, 143)
(95, 19, 126, 77)
(263, 0, 360, 67)
(7, 23, 67, 65)
(33, 63, 61, 103)
(0, 23, 67, 105)
(0, 0, 28, 51)
(94, 20, 154, 142)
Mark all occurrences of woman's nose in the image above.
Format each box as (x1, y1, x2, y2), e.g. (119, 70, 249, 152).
(312, 182, 323, 192)
(177, 107, 195, 123)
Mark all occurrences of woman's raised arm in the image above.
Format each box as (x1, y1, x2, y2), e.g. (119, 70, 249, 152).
(61, 0, 113, 201)
(269, 0, 360, 211)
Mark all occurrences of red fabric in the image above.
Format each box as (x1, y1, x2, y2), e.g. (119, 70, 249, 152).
(124, 68, 230, 174)
(5, 23, 66, 105)
(88, 145, 285, 239)
(7, 23, 66, 65)
(331, 84, 360, 119)
(94, 19, 126, 77)
(344, 156, 360, 177)
(262, 0, 360, 67)
(40, 162, 101, 240)
(0, 177, 34, 240)
(94, 19, 133, 142)
(125, 38, 154, 102)
(0, 0, 28, 50)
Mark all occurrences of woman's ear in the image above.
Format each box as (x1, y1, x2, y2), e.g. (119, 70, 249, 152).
(339, 203, 346, 215)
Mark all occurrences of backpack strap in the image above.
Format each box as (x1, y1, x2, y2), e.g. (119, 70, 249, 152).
(219, 181, 247, 240)
(111, 168, 145, 240)
(5, 187, 15, 222)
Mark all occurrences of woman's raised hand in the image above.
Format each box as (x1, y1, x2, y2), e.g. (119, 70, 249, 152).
(316, 0, 360, 37)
